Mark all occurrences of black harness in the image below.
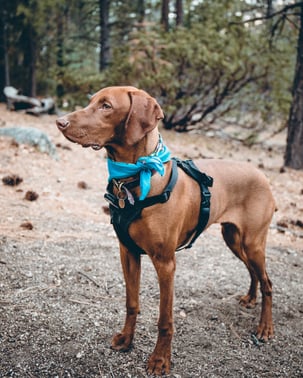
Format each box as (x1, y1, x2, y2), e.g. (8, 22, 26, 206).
(104, 158, 213, 254)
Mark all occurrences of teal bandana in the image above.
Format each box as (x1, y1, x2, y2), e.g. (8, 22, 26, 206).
(107, 135, 171, 200)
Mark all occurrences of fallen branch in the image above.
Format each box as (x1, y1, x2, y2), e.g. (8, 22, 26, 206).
(271, 224, 303, 238)
(78, 271, 101, 288)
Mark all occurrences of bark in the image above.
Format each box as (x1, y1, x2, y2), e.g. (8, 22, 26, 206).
(161, 0, 169, 32)
(284, 4, 303, 169)
(21, 24, 37, 97)
(56, 11, 64, 102)
(28, 27, 37, 97)
(0, 7, 9, 101)
(99, 0, 110, 71)
(137, 0, 145, 24)
(176, 0, 183, 26)
(266, 0, 273, 18)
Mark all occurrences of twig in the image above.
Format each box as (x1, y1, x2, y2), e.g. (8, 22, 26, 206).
(271, 224, 303, 238)
(16, 285, 43, 294)
(239, 309, 256, 319)
(78, 271, 100, 288)
(109, 365, 115, 378)
(222, 293, 240, 302)
(98, 363, 103, 377)
(104, 279, 109, 295)
(229, 322, 241, 339)
(68, 298, 93, 306)
(0, 300, 12, 306)
(230, 2, 303, 26)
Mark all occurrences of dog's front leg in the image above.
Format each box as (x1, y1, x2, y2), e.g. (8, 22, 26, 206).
(111, 245, 141, 351)
(147, 255, 176, 375)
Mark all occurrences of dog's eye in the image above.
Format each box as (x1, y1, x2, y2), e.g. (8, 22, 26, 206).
(100, 102, 112, 110)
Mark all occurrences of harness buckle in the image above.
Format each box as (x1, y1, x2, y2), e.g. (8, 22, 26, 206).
(202, 188, 211, 207)
(160, 191, 171, 203)
(104, 193, 119, 209)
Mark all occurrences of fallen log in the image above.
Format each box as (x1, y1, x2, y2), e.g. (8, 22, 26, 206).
(3, 86, 55, 115)
(26, 98, 56, 115)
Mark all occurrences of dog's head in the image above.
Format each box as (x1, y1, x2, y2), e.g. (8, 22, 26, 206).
(56, 86, 164, 150)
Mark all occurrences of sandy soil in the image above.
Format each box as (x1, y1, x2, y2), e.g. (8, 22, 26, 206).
(0, 104, 302, 377)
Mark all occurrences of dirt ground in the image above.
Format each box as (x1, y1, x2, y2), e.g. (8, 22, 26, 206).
(0, 104, 302, 378)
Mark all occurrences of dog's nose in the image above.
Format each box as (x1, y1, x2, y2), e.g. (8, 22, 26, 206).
(56, 118, 70, 130)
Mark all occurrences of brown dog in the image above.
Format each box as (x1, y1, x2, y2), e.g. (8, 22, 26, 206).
(56, 86, 275, 375)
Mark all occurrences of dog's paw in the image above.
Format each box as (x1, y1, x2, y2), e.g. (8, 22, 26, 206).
(256, 322, 274, 342)
(111, 332, 133, 352)
(239, 294, 257, 309)
(147, 352, 171, 376)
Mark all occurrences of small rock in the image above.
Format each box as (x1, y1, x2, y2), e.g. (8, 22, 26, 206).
(179, 310, 187, 318)
(76, 351, 84, 359)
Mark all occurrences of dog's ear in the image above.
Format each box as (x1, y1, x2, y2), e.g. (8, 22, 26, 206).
(124, 91, 164, 145)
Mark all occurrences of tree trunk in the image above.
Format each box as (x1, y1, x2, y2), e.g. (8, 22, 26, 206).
(161, 0, 169, 31)
(21, 24, 37, 97)
(99, 0, 110, 71)
(0, 12, 4, 91)
(0, 6, 10, 101)
(176, 0, 183, 26)
(266, 0, 273, 18)
(137, 0, 145, 24)
(28, 27, 37, 97)
(56, 10, 65, 103)
(284, 4, 303, 169)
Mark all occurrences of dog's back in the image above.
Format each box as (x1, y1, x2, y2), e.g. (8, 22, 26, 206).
(194, 159, 275, 228)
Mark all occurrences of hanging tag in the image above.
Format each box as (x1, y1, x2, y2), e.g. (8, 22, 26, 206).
(124, 186, 135, 205)
(117, 190, 126, 209)
(118, 198, 125, 208)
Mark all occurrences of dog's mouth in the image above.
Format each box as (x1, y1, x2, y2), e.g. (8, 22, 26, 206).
(82, 143, 102, 151)
(63, 135, 102, 151)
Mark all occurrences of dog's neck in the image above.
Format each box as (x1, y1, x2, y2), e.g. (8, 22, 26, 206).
(105, 128, 159, 163)
(105, 127, 172, 201)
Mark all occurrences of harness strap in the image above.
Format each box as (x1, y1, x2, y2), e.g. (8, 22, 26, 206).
(174, 159, 213, 249)
(110, 206, 145, 254)
(104, 158, 213, 254)
(105, 159, 179, 254)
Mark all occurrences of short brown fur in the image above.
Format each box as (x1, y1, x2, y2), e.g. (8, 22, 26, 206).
(56, 86, 275, 375)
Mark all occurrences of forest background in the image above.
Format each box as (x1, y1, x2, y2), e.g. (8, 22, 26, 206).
(0, 0, 303, 169)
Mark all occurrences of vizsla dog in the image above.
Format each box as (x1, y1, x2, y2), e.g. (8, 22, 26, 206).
(56, 86, 275, 375)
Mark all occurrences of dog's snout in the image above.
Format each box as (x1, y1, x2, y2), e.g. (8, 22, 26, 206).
(56, 118, 70, 130)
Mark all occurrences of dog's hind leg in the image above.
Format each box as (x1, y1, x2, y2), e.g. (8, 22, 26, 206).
(221, 222, 258, 308)
(221, 222, 273, 340)
(111, 245, 141, 351)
